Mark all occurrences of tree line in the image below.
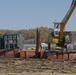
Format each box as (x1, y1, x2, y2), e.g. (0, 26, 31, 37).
(0, 27, 53, 43)
(0, 27, 76, 43)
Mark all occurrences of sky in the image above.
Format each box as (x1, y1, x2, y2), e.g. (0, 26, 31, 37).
(0, 0, 76, 31)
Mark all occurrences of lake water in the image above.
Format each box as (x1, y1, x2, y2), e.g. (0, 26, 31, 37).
(23, 44, 36, 47)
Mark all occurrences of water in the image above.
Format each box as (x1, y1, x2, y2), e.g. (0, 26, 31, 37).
(23, 44, 36, 47)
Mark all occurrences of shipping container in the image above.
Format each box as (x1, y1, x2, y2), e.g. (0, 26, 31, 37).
(3, 34, 23, 49)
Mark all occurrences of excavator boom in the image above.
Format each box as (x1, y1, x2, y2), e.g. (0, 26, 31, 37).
(60, 0, 76, 41)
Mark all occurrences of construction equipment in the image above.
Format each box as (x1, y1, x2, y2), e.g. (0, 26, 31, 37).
(48, 0, 76, 51)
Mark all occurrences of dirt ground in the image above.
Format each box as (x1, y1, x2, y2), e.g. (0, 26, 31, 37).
(0, 58, 76, 75)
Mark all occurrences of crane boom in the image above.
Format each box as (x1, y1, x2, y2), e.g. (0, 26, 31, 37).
(60, 0, 76, 41)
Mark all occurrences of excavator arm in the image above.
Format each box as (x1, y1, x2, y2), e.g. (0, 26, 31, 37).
(59, 0, 76, 42)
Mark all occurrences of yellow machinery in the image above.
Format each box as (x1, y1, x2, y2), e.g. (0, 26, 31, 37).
(48, 0, 76, 50)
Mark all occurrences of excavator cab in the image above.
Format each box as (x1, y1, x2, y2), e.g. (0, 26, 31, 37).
(51, 22, 60, 44)
(53, 22, 60, 37)
(48, 22, 60, 44)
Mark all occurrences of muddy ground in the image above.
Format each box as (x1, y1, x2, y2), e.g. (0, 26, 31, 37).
(0, 58, 76, 75)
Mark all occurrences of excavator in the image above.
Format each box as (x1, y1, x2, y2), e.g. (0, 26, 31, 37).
(48, 0, 76, 51)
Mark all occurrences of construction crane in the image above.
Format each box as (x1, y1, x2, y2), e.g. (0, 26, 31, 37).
(48, 0, 76, 51)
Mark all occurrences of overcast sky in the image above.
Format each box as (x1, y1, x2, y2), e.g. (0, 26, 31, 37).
(0, 0, 76, 31)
